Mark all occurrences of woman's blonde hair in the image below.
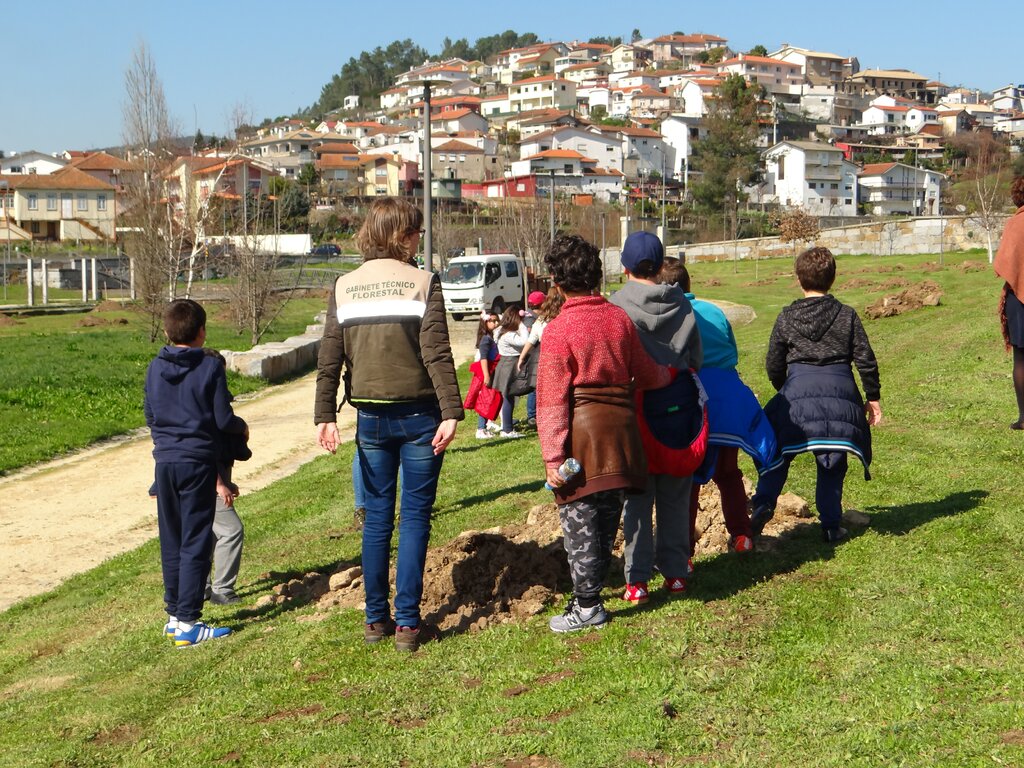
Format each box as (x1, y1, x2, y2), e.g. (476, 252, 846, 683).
(356, 197, 424, 261)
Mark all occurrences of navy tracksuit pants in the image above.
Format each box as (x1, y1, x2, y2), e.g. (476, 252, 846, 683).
(155, 462, 217, 623)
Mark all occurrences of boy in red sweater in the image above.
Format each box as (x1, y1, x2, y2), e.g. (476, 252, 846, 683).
(537, 235, 672, 632)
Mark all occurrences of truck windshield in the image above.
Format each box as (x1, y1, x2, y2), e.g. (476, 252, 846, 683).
(441, 262, 483, 285)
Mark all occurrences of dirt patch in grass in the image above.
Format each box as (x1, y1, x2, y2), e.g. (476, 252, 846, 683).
(693, 477, 812, 555)
(92, 300, 127, 312)
(743, 278, 777, 287)
(76, 316, 128, 328)
(1, 674, 75, 699)
(217, 752, 242, 764)
(256, 704, 324, 723)
(0, 315, 22, 326)
(90, 724, 141, 746)
(702, 278, 722, 287)
(1001, 730, 1024, 745)
(865, 280, 943, 319)
(840, 278, 876, 290)
(535, 670, 575, 686)
(287, 503, 569, 634)
(880, 277, 911, 289)
(957, 260, 987, 272)
(503, 685, 529, 697)
(504, 758, 562, 768)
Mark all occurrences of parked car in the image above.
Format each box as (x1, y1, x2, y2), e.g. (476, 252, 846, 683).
(310, 243, 342, 257)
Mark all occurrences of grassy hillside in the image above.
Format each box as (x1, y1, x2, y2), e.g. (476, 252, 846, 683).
(2, 250, 1023, 767)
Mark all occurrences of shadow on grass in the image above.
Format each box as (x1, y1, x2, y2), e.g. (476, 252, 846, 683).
(224, 557, 361, 627)
(864, 489, 988, 535)
(684, 490, 987, 603)
(434, 480, 547, 516)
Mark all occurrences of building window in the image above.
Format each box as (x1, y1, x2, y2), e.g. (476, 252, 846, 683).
(808, 182, 816, 189)
(777, 155, 785, 180)
(831, 183, 839, 190)
(47, 194, 57, 210)
(78, 194, 88, 211)
(28, 194, 38, 210)
(98, 194, 107, 211)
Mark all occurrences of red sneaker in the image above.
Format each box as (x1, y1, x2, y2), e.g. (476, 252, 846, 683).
(663, 577, 687, 595)
(685, 558, 694, 578)
(622, 582, 650, 604)
(729, 535, 754, 553)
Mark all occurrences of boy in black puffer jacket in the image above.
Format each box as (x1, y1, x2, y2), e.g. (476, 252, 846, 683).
(750, 246, 882, 543)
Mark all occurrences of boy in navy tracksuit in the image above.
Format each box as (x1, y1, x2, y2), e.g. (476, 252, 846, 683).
(144, 299, 248, 646)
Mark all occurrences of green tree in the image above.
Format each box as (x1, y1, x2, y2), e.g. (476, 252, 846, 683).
(588, 35, 622, 47)
(279, 185, 311, 228)
(690, 74, 763, 214)
(747, 44, 769, 56)
(631, 28, 642, 43)
(297, 163, 320, 189)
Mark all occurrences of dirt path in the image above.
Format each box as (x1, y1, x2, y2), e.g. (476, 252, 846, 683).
(0, 320, 479, 613)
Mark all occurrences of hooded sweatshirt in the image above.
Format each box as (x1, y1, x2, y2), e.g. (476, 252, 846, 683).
(144, 346, 247, 463)
(609, 280, 703, 370)
(765, 294, 880, 401)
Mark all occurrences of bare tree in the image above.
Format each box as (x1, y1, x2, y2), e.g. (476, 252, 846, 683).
(963, 136, 1010, 263)
(121, 41, 181, 340)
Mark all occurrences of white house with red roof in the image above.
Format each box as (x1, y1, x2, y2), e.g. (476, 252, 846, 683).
(857, 161, 943, 216)
(509, 149, 624, 202)
(717, 54, 803, 94)
(491, 43, 569, 84)
(861, 104, 911, 134)
(508, 76, 577, 113)
(763, 140, 859, 216)
(518, 127, 623, 173)
(647, 33, 729, 65)
(601, 44, 653, 73)
(770, 45, 857, 87)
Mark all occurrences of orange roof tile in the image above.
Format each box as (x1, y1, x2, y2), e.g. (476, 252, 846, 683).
(858, 162, 898, 176)
(433, 140, 484, 153)
(7, 166, 115, 191)
(524, 149, 595, 162)
(68, 152, 137, 172)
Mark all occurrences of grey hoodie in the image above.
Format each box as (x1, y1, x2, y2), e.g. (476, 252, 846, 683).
(610, 280, 703, 370)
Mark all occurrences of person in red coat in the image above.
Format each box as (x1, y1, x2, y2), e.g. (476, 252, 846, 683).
(537, 234, 671, 633)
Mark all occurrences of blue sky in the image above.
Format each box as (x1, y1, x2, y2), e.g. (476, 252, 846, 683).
(4, 0, 1017, 154)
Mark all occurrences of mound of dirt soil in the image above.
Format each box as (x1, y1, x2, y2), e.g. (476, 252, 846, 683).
(280, 503, 570, 633)
(0, 315, 20, 327)
(92, 300, 126, 312)
(693, 479, 813, 554)
(841, 278, 876, 290)
(76, 317, 129, 328)
(956, 260, 986, 272)
(268, 483, 865, 633)
(865, 280, 942, 319)
(879, 277, 910, 290)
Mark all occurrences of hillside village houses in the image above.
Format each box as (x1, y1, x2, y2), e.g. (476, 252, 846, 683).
(3, 29, 1023, 247)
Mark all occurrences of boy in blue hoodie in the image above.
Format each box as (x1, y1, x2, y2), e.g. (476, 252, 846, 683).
(144, 299, 248, 646)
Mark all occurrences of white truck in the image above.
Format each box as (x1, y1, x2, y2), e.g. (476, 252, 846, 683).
(440, 253, 527, 320)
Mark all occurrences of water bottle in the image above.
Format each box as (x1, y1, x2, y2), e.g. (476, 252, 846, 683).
(545, 458, 581, 490)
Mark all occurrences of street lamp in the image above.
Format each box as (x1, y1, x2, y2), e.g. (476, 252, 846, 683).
(0, 178, 9, 301)
(407, 75, 453, 274)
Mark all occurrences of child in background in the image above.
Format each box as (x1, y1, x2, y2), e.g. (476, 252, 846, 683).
(201, 348, 250, 605)
(523, 290, 547, 427)
(750, 246, 882, 543)
(519, 289, 563, 431)
(472, 311, 502, 439)
(144, 299, 248, 646)
(659, 258, 778, 564)
(490, 305, 530, 438)
(537, 235, 672, 633)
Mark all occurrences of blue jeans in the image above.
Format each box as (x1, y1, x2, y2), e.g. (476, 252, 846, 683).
(352, 452, 365, 509)
(752, 451, 848, 530)
(501, 393, 517, 432)
(357, 403, 444, 628)
(526, 391, 536, 420)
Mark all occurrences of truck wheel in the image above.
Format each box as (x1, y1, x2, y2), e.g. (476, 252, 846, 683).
(491, 297, 505, 314)
(451, 313, 464, 321)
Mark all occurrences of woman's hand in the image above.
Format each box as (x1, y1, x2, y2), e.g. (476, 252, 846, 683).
(432, 418, 458, 455)
(317, 422, 341, 454)
(865, 401, 883, 426)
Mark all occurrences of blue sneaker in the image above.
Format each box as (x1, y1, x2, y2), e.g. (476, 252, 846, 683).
(173, 621, 231, 647)
(163, 618, 177, 639)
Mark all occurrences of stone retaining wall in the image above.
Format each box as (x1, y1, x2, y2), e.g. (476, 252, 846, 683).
(222, 313, 326, 382)
(680, 215, 1005, 264)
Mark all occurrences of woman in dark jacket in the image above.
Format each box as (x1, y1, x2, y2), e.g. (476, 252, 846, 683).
(315, 197, 463, 652)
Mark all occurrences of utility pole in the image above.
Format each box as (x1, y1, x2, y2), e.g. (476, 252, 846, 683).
(549, 169, 556, 243)
(423, 81, 434, 272)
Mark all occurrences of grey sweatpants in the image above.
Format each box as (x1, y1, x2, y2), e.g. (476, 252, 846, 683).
(558, 489, 626, 602)
(622, 474, 692, 583)
(207, 490, 244, 596)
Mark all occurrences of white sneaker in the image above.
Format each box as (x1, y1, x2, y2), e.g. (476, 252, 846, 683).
(486, 420, 502, 433)
(500, 430, 524, 439)
(475, 428, 494, 439)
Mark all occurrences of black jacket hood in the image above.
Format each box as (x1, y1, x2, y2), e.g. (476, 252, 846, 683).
(786, 295, 843, 343)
